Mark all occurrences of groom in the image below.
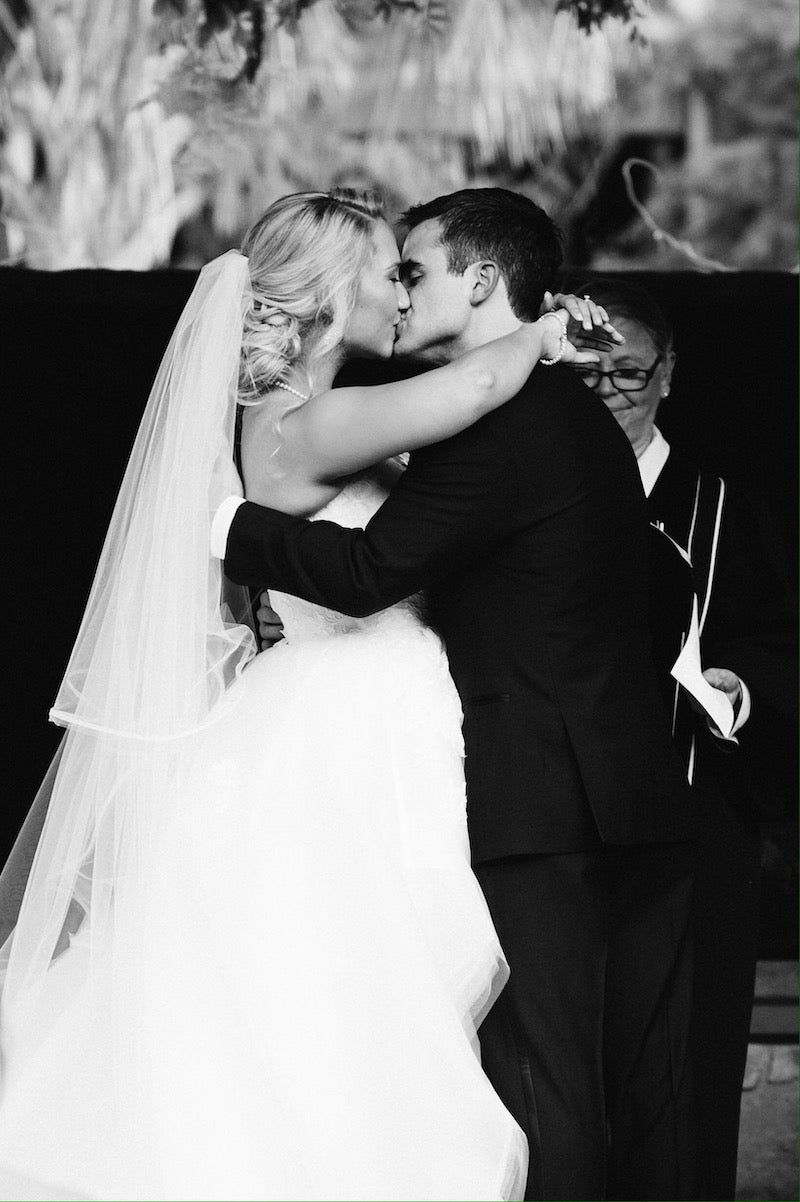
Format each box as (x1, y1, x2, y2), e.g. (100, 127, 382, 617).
(214, 189, 698, 1200)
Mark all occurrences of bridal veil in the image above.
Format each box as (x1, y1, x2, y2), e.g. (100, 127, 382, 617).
(0, 251, 256, 1043)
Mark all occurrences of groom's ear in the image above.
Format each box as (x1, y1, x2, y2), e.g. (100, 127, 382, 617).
(468, 260, 501, 307)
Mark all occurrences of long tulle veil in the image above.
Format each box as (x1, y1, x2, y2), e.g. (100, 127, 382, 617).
(0, 251, 257, 1044)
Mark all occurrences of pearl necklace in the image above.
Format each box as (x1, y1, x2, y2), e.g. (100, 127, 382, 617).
(273, 379, 311, 402)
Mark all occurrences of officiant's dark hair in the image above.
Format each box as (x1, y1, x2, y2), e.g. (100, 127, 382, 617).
(403, 188, 562, 321)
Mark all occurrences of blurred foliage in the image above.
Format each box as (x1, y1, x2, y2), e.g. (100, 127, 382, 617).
(557, 0, 642, 36)
(0, 0, 200, 266)
(589, 0, 798, 271)
(0, 0, 795, 271)
(158, 0, 641, 264)
(0, 0, 639, 266)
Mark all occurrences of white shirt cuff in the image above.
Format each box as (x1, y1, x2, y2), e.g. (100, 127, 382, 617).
(731, 678, 751, 734)
(708, 678, 751, 742)
(210, 496, 246, 560)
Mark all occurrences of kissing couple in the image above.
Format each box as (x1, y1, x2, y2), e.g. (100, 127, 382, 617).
(0, 187, 696, 1201)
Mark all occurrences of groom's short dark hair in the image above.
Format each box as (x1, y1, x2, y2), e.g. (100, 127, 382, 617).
(402, 188, 563, 321)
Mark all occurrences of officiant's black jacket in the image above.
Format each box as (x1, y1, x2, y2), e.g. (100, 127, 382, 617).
(649, 448, 797, 818)
(225, 366, 695, 862)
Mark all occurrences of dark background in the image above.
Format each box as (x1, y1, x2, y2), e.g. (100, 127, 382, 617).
(2, 267, 796, 953)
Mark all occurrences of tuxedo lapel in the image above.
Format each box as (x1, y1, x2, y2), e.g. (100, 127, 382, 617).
(649, 452, 726, 635)
(648, 451, 729, 783)
(648, 452, 703, 551)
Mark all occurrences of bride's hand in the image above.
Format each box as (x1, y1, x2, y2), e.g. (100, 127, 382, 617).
(536, 291, 625, 366)
(540, 290, 624, 341)
(257, 591, 285, 649)
(535, 310, 602, 367)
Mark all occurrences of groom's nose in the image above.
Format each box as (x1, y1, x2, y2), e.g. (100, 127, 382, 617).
(396, 280, 410, 313)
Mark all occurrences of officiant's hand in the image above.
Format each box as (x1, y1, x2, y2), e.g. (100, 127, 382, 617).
(699, 667, 743, 713)
(687, 667, 745, 747)
(257, 591, 285, 649)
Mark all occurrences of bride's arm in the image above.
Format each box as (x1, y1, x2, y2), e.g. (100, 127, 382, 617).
(286, 310, 603, 483)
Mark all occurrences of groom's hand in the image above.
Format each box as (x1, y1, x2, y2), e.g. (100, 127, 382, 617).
(257, 591, 285, 649)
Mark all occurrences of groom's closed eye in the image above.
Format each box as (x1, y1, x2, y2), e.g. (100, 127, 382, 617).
(400, 262, 423, 288)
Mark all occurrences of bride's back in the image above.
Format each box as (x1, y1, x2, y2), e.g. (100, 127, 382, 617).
(239, 397, 341, 517)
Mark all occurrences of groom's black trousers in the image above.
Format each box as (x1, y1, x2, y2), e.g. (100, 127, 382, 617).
(476, 841, 697, 1201)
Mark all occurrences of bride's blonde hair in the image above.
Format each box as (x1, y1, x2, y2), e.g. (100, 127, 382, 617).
(239, 188, 386, 407)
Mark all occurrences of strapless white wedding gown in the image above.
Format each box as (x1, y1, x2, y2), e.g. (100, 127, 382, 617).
(0, 475, 527, 1202)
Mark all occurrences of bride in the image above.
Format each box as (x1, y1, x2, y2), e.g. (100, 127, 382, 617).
(0, 188, 607, 1202)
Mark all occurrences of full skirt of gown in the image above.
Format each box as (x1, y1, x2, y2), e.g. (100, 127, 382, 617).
(0, 479, 527, 1201)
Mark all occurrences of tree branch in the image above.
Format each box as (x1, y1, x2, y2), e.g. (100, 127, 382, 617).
(621, 157, 735, 273)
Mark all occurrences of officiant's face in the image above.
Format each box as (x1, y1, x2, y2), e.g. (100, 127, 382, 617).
(393, 219, 474, 363)
(575, 318, 674, 452)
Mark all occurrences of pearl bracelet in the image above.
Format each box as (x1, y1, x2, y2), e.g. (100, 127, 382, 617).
(539, 312, 568, 366)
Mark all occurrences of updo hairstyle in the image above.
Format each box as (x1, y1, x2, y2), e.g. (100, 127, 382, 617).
(239, 188, 386, 408)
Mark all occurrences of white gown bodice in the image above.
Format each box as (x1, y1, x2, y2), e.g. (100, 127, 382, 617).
(269, 472, 429, 645)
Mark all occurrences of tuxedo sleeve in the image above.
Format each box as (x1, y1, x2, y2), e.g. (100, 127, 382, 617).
(224, 414, 519, 617)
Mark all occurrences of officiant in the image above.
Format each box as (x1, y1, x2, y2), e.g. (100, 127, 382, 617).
(571, 277, 797, 1200)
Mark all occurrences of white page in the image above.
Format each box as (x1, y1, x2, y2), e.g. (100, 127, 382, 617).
(670, 596, 735, 738)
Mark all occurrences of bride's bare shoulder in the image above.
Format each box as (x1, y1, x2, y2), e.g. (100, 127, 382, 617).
(239, 398, 339, 517)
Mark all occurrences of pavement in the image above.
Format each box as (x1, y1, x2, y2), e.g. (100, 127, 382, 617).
(736, 1044, 798, 1200)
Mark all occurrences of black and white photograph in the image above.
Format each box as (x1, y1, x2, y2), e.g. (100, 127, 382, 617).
(0, 1, 797, 1199)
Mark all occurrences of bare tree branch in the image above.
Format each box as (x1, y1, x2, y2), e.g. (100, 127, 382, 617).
(621, 157, 735, 273)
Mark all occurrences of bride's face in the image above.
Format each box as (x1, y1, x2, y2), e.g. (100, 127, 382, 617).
(342, 220, 410, 359)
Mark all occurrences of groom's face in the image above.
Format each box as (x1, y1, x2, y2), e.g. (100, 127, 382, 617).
(393, 219, 474, 364)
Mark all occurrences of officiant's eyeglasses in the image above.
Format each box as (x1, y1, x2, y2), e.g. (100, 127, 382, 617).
(573, 355, 663, 393)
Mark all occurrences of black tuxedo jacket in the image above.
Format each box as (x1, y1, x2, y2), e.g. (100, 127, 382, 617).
(225, 366, 694, 861)
(648, 448, 797, 817)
